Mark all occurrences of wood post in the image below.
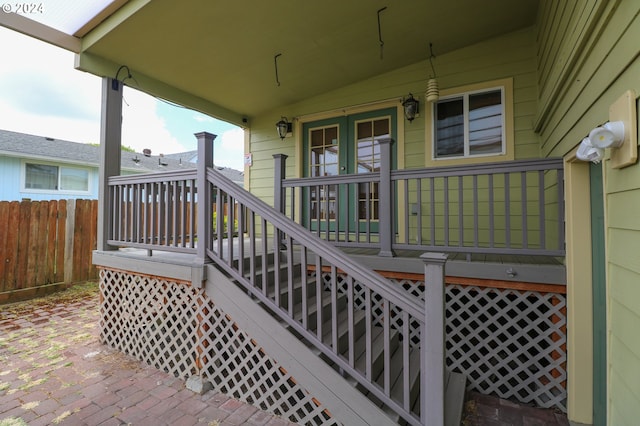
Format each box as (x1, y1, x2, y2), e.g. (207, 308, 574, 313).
(97, 77, 123, 251)
(420, 252, 448, 425)
(378, 138, 395, 257)
(195, 132, 216, 266)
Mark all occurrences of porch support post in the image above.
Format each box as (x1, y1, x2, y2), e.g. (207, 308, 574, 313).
(420, 252, 448, 425)
(273, 154, 288, 214)
(378, 138, 395, 257)
(97, 77, 122, 252)
(195, 132, 217, 264)
(273, 154, 288, 250)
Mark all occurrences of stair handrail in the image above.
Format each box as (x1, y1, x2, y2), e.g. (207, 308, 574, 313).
(205, 166, 423, 318)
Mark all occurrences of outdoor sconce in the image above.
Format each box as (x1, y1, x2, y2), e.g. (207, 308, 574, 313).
(402, 93, 419, 122)
(576, 90, 637, 168)
(276, 117, 292, 140)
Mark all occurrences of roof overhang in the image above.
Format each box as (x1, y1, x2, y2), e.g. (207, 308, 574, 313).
(1, 0, 539, 127)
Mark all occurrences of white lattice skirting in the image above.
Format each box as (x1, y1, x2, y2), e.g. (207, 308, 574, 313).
(391, 277, 568, 412)
(319, 272, 567, 412)
(98, 268, 338, 425)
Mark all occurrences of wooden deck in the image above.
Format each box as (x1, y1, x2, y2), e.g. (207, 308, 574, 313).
(341, 247, 566, 286)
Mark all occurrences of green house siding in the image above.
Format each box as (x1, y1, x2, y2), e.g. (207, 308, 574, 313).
(536, 0, 640, 423)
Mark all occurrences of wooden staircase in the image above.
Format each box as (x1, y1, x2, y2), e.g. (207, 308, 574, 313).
(205, 249, 466, 425)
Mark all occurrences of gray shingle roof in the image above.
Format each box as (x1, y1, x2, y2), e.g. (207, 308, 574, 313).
(0, 129, 244, 185)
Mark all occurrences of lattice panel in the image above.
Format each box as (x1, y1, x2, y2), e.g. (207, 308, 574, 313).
(198, 302, 339, 425)
(445, 284, 567, 412)
(319, 271, 567, 412)
(99, 269, 201, 379)
(99, 268, 339, 426)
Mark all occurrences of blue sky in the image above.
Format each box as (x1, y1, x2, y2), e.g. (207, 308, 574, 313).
(0, 26, 245, 170)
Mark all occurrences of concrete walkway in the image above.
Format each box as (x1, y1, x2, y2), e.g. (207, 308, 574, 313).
(0, 282, 570, 426)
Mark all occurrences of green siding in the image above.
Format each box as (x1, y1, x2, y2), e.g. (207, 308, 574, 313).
(536, 0, 640, 422)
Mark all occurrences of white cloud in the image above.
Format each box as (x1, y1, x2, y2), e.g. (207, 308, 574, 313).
(121, 88, 187, 155)
(215, 127, 245, 170)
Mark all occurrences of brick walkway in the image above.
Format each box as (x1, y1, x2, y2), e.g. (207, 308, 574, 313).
(0, 282, 570, 426)
(0, 283, 295, 426)
(462, 391, 569, 425)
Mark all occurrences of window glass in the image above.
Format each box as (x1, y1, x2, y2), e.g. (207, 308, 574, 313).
(434, 87, 504, 159)
(26, 163, 58, 189)
(60, 167, 89, 191)
(469, 90, 502, 155)
(435, 98, 464, 158)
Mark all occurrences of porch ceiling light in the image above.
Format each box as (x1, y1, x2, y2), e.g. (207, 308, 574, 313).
(276, 117, 292, 140)
(402, 93, 419, 122)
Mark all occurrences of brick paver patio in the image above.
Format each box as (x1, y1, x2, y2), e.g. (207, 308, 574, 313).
(0, 283, 295, 426)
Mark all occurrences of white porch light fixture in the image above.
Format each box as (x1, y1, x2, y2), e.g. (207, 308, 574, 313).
(576, 137, 605, 164)
(576, 90, 637, 168)
(276, 117, 292, 140)
(588, 121, 625, 149)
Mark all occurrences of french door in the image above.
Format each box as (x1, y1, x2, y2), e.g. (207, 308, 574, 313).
(302, 107, 396, 236)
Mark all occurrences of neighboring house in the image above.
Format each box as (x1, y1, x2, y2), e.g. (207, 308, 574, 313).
(3, 1, 638, 425)
(0, 129, 243, 201)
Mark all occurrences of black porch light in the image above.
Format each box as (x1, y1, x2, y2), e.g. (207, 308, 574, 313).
(276, 116, 292, 140)
(402, 93, 419, 122)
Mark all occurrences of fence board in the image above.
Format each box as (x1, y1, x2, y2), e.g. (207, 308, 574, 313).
(0, 202, 8, 291)
(17, 202, 31, 290)
(56, 200, 67, 283)
(46, 201, 58, 285)
(0, 199, 98, 303)
(36, 201, 49, 286)
(3, 202, 19, 292)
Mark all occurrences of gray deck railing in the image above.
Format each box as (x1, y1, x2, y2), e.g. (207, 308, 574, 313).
(277, 155, 565, 257)
(107, 169, 198, 254)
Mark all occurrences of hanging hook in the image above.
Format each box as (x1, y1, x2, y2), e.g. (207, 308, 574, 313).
(428, 43, 437, 78)
(274, 53, 282, 87)
(377, 7, 387, 60)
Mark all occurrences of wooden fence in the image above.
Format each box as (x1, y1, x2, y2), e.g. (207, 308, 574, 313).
(0, 199, 97, 304)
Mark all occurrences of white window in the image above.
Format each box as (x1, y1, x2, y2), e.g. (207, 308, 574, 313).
(433, 87, 505, 160)
(24, 162, 90, 193)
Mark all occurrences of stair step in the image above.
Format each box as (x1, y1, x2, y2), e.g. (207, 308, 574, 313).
(264, 274, 317, 309)
(352, 326, 399, 380)
(444, 370, 467, 426)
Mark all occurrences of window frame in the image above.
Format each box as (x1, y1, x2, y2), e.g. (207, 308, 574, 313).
(425, 78, 514, 167)
(21, 160, 92, 195)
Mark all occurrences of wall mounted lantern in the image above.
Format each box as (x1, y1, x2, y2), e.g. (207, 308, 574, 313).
(576, 90, 637, 168)
(402, 94, 419, 122)
(276, 117, 292, 140)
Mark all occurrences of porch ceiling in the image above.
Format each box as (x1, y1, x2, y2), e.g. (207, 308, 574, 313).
(75, 0, 537, 125)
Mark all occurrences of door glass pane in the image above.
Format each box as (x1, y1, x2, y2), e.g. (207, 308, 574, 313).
(435, 98, 464, 158)
(355, 118, 388, 221)
(308, 125, 339, 222)
(25, 163, 58, 189)
(469, 90, 502, 155)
